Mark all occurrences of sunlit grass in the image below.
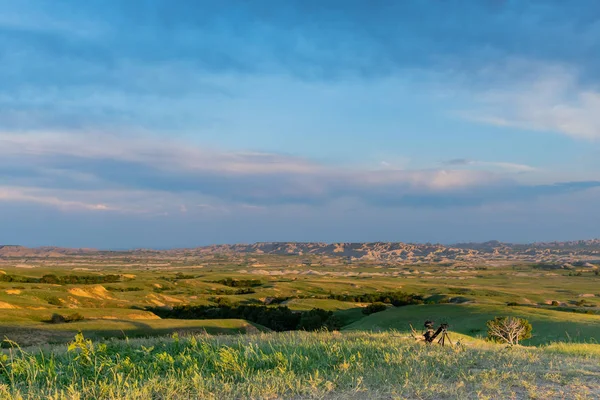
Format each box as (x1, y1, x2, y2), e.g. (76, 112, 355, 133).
(1, 331, 599, 399)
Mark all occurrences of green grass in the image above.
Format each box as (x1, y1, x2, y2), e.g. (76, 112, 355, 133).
(2, 331, 599, 399)
(345, 303, 600, 345)
(542, 342, 600, 357)
(0, 313, 266, 347)
(0, 308, 159, 324)
(1, 258, 599, 348)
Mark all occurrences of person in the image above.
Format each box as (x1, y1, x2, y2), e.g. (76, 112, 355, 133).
(423, 320, 435, 343)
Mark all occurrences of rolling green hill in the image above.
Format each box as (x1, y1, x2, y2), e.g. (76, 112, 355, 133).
(345, 303, 600, 345)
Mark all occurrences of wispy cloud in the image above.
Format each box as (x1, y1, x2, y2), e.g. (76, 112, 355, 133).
(460, 64, 600, 140)
(442, 159, 536, 173)
(1, 132, 596, 213)
(0, 187, 113, 212)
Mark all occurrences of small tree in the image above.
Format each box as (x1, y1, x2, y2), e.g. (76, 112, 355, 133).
(487, 317, 532, 345)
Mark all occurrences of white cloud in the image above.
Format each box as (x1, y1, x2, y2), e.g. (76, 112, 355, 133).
(461, 64, 600, 140)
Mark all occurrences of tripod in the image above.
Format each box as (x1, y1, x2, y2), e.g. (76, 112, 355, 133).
(436, 326, 453, 347)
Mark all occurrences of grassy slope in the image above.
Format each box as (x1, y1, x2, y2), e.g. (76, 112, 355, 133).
(0, 311, 267, 347)
(345, 303, 600, 345)
(2, 331, 599, 399)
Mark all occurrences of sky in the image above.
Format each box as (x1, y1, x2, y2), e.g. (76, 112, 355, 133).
(1, 0, 600, 248)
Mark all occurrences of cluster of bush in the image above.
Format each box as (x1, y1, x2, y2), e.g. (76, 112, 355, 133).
(41, 274, 121, 284)
(160, 273, 196, 282)
(212, 278, 264, 288)
(328, 291, 424, 307)
(210, 287, 256, 295)
(0, 274, 121, 285)
(0, 274, 38, 283)
(105, 286, 144, 292)
(150, 304, 341, 332)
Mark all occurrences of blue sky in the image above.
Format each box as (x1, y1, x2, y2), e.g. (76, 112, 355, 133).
(1, 0, 600, 248)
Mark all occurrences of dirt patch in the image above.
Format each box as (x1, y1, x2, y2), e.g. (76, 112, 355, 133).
(0, 301, 19, 309)
(68, 285, 115, 300)
(15, 264, 37, 269)
(146, 294, 165, 307)
(5, 289, 21, 295)
(127, 313, 160, 320)
(160, 295, 183, 303)
(122, 274, 136, 279)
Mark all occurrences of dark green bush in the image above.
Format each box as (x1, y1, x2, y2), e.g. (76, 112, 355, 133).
(328, 291, 423, 306)
(47, 296, 62, 306)
(150, 304, 340, 332)
(47, 313, 84, 324)
(212, 278, 263, 288)
(362, 302, 388, 315)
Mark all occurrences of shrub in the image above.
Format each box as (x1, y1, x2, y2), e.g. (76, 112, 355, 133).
(487, 316, 532, 345)
(362, 302, 388, 315)
(210, 297, 234, 307)
(47, 313, 84, 324)
(212, 278, 263, 288)
(506, 302, 519, 306)
(49, 313, 66, 323)
(105, 286, 144, 292)
(47, 296, 62, 306)
(551, 300, 560, 306)
(65, 313, 85, 322)
(298, 309, 339, 331)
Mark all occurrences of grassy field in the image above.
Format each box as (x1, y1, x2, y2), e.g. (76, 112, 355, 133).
(1, 331, 599, 399)
(1, 253, 600, 398)
(0, 254, 599, 347)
